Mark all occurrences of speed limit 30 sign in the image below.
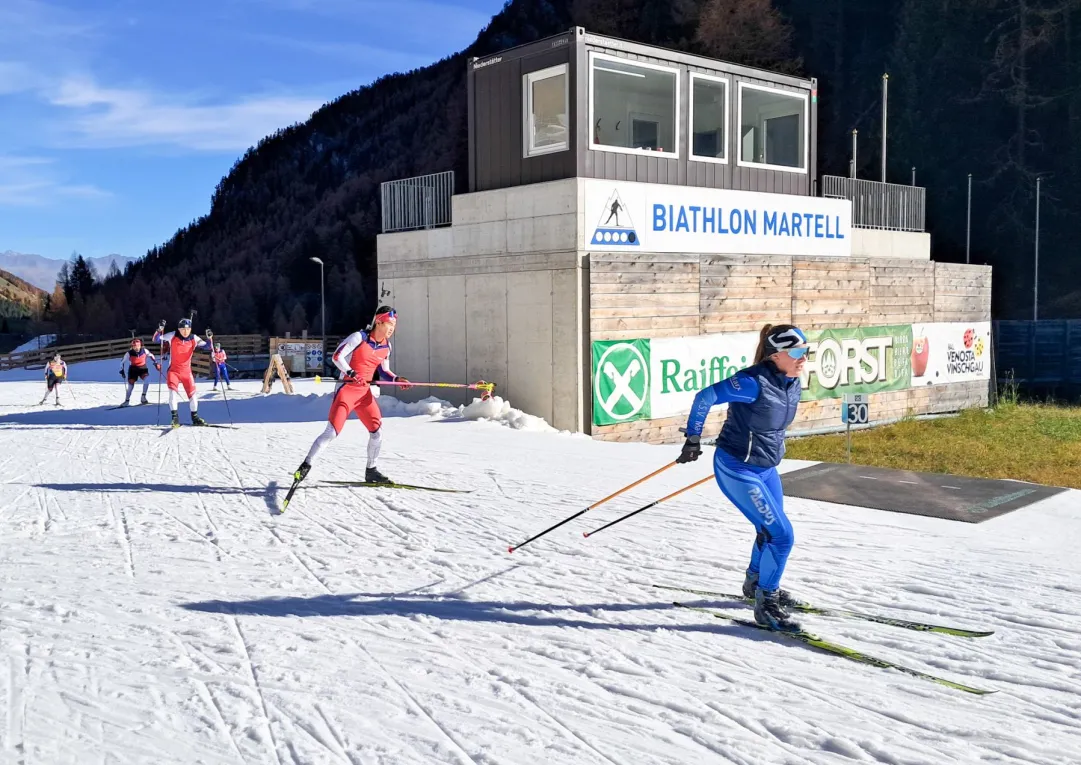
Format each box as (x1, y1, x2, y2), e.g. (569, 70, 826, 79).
(842, 394, 869, 425)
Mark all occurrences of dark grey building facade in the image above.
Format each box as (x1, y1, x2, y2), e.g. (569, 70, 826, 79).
(467, 28, 818, 196)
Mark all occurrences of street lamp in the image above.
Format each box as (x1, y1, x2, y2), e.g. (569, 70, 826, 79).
(310, 257, 325, 373)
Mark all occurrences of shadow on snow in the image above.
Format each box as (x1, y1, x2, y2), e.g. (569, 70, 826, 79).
(178, 592, 766, 640)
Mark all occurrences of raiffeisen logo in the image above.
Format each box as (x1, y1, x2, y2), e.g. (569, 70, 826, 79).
(594, 343, 649, 421)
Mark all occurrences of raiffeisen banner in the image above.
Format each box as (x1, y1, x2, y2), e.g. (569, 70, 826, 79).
(582, 178, 853, 257)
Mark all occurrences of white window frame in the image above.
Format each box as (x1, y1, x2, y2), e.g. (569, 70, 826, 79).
(689, 72, 730, 165)
(736, 82, 809, 174)
(588, 51, 680, 159)
(523, 64, 570, 158)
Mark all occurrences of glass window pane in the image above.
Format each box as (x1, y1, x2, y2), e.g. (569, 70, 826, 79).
(739, 87, 806, 169)
(592, 57, 677, 154)
(692, 77, 727, 160)
(529, 70, 567, 154)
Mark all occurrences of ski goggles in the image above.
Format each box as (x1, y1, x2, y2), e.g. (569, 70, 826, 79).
(783, 346, 809, 360)
(374, 309, 397, 324)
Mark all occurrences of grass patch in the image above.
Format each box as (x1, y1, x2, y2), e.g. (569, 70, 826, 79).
(785, 402, 1081, 489)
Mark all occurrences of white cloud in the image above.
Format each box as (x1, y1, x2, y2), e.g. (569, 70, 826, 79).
(48, 77, 327, 152)
(0, 154, 111, 207)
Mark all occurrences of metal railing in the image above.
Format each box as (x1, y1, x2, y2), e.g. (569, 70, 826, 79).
(821, 175, 926, 232)
(381, 170, 454, 233)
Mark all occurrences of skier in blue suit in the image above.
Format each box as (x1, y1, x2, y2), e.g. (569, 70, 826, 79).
(677, 324, 809, 632)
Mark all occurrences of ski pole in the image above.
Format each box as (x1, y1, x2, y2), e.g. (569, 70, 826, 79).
(507, 461, 678, 553)
(373, 379, 497, 400)
(218, 378, 235, 425)
(155, 334, 165, 426)
(582, 475, 713, 539)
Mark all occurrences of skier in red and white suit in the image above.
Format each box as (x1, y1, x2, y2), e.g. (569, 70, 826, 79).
(152, 318, 213, 427)
(294, 306, 411, 484)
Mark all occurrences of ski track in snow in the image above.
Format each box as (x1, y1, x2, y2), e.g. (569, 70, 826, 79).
(1, 370, 1081, 763)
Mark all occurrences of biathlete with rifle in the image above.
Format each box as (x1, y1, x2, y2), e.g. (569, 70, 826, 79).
(152, 318, 215, 428)
(287, 306, 411, 501)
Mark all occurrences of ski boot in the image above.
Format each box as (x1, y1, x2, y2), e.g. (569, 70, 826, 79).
(120, 400, 131, 407)
(170, 411, 180, 428)
(742, 571, 800, 609)
(190, 412, 208, 427)
(365, 466, 392, 485)
(281, 460, 311, 513)
(140, 394, 149, 405)
(754, 588, 802, 633)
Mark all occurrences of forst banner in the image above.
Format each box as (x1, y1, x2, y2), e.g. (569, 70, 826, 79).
(799, 325, 913, 400)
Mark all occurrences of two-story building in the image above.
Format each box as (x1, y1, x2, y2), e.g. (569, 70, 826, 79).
(377, 28, 992, 442)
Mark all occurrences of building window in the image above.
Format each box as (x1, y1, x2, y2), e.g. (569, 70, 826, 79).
(738, 83, 808, 172)
(524, 64, 569, 157)
(690, 74, 728, 163)
(589, 52, 679, 157)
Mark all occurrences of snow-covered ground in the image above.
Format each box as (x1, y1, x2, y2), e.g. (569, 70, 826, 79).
(10, 334, 56, 354)
(2, 361, 1080, 765)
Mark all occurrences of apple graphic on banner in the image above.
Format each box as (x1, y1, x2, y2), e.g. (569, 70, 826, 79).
(912, 337, 930, 377)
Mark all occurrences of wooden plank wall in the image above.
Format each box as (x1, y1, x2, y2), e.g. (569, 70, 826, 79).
(590, 255, 993, 443)
(590, 253, 700, 341)
(700, 255, 792, 333)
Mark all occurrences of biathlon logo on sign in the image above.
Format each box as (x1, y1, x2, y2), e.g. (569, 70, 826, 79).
(591, 190, 640, 247)
(592, 340, 651, 425)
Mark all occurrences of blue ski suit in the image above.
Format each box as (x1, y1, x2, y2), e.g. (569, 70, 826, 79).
(684, 361, 801, 592)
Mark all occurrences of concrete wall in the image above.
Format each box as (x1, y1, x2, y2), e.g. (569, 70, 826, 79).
(851, 229, 931, 260)
(378, 251, 585, 433)
(377, 179, 580, 264)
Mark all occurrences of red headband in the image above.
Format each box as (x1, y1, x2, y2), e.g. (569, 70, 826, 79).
(375, 311, 397, 324)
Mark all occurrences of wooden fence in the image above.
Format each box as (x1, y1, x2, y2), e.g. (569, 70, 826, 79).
(993, 320, 1081, 390)
(0, 333, 347, 378)
(0, 338, 134, 371)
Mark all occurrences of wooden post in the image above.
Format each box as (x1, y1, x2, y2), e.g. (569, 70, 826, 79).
(262, 353, 294, 394)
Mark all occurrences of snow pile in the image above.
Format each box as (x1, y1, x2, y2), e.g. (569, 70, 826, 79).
(12, 334, 57, 353)
(377, 392, 558, 431)
(376, 394, 450, 418)
(457, 395, 557, 432)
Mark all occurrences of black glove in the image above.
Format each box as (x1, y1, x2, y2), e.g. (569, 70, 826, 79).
(342, 369, 358, 382)
(119, 369, 125, 378)
(158, 320, 166, 330)
(676, 435, 702, 463)
(155, 363, 162, 372)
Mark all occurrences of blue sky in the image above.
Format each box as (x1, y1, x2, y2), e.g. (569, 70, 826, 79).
(0, 0, 504, 262)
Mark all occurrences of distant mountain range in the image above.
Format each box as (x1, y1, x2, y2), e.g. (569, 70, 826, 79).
(0, 251, 137, 292)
